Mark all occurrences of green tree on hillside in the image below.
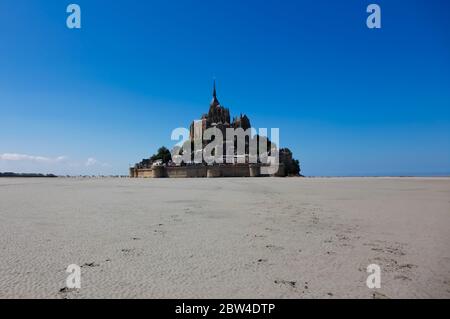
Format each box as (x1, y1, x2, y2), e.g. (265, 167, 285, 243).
(150, 147, 172, 164)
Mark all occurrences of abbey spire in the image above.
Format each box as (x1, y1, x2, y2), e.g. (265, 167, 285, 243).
(210, 79, 220, 107)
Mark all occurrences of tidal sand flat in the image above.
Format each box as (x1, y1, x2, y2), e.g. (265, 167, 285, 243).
(0, 177, 449, 299)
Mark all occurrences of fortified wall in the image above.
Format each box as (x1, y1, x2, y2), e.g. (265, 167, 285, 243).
(129, 164, 285, 179)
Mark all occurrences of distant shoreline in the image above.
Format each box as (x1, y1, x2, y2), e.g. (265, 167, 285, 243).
(1, 172, 449, 179)
(0, 173, 57, 178)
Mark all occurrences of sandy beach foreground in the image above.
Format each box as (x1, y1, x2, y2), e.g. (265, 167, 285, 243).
(0, 177, 449, 299)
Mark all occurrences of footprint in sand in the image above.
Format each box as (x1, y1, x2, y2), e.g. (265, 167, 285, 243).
(372, 291, 390, 299)
(58, 287, 79, 299)
(394, 274, 412, 281)
(81, 262, 100, 268)
(121, 248, 142, 257)
(274, 279, 297, 288)
(256, 258, 268, 264)
(265, 244, 284, 251)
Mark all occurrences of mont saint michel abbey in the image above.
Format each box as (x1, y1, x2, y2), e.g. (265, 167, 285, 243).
(189, 81, 251, 142)
(130, 82, 300, 178)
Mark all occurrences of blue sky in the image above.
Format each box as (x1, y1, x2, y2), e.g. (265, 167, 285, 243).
(0, 0, 449, 176)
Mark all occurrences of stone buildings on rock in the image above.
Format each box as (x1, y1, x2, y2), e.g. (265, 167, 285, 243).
(130, 82, 296, 178)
